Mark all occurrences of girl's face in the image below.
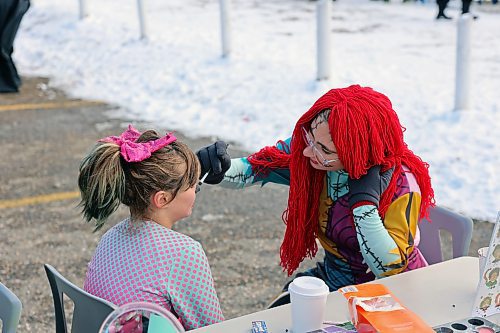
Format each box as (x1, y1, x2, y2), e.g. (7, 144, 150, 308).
(167, 184, 197, 223)
(302, 117, 344, 171)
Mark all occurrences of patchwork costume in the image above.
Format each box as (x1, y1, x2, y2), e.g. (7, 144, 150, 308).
(219, 86, 435, 291)
(222, 140, 428, 290)
(84, 219, 224, 330)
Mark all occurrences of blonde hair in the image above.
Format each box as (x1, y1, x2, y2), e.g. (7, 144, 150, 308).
(78, 129, 200, 230)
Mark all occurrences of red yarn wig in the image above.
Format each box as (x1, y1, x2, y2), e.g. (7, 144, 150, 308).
(248, 85, 435, 275)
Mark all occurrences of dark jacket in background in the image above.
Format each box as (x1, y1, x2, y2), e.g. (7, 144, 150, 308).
(0, 0, 30, 93)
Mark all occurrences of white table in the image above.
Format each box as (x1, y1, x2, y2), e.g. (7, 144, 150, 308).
(191, 256, 499, 332)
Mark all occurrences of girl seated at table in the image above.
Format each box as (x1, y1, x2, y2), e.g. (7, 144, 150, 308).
(78, 125, 224, 330)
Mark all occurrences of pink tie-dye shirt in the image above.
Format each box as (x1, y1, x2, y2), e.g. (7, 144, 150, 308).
(84, 219, 224, 330)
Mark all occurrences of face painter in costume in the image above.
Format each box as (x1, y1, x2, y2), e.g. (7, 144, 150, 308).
(197, 85, 435, 296)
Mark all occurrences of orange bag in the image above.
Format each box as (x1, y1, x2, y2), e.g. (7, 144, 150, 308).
(339, 284, 434, 333)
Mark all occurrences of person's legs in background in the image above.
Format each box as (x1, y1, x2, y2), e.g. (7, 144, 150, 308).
(0, 0, 30, 93)
(461, 0, 478, 19)
(462, 0, 472, 13)
(436, 0, 451, 19)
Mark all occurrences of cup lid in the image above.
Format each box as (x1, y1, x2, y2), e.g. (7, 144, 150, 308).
(288, 276, 329, 297)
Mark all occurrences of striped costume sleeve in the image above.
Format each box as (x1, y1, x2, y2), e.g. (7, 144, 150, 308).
(220, 137, 291, 189)
(352, 192, 421, 278)
(166, 243, 224, 330)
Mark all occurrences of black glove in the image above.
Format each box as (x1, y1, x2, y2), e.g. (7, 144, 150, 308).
(348, 165, 394, 209)
(196, 140, 231, 184)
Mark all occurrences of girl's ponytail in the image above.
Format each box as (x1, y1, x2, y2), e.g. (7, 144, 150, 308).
(78, 142, 126, 231)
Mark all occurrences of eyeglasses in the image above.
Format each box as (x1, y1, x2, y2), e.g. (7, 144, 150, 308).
(195, 171, 209, 193)
(301, 127, 339, 167)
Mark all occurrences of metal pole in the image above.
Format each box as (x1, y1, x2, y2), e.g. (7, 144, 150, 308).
(454, 14, 472, 112)
(79, 0, 88, 20)
(316, 0, 331, 81)
(137, 0, 148, 40)
(219, 0, 231, 57)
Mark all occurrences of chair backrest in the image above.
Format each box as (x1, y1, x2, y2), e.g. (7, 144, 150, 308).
(418, 206, 473, 265)
(44, 264, 117, 333)
(0, 282, 22, 333)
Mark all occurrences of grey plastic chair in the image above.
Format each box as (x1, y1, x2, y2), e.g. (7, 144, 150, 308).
(266, 290, 290, 309)
(44, 264, 117, 333)
(0, 282, 22, 333)
(418, 205, 474, 265)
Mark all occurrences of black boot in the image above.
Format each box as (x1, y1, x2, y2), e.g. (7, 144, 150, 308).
(436, 13, 452, 19)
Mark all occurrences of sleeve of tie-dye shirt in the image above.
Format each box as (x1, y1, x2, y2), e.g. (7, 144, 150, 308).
(166, 242, 224, 330)
(221, 137, 291, 189)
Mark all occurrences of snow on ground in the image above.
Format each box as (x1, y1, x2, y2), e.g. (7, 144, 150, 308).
(14, 0, 500, 221)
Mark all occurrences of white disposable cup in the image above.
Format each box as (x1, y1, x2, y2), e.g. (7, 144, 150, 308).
(478, 246, 489, 279)
(289, 276, 329, 333)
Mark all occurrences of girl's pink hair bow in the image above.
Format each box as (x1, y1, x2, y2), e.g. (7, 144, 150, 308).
(99, 125, 177, 162)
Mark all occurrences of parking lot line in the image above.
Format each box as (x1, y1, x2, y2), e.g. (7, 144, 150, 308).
(0, 100, 106, 112)
(0, 191, 80, 209)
